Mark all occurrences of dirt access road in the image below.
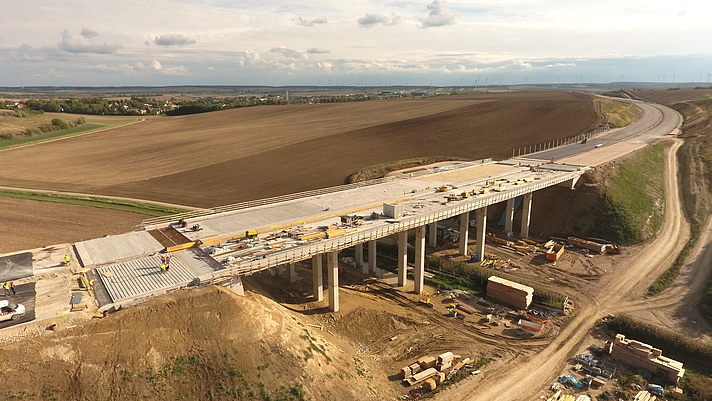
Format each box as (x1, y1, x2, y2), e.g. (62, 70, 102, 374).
(444, 138, 688, 401)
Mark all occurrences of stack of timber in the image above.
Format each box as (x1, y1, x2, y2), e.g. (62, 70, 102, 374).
(486, 276, 534, 310)
(634, 391, 656, 401)
(567, 237, 609, 253)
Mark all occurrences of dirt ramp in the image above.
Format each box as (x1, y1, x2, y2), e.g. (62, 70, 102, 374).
(0, 286, 397, 400)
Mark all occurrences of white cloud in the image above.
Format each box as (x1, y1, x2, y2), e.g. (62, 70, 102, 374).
(306, 47, 330, 54)
(418, 1, 456, 28)
(545, 63, 577, 68)
(80, 28, 98, 39)
(269, 46, 308, 59)
(154, 33, 196, 47)
(357, 12, 402, 27)
(294, 16, 327, 27)
(150, 60, 189, 75)
(59, 29, 121, 54)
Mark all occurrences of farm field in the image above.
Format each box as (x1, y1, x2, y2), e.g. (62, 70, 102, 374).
(631, 88, 712, 105)
(0, 92, 599, 208)
(1, 196, 144, 253)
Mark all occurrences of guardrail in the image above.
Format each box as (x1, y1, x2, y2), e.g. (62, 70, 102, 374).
(511, 125, 611, 158)
(141, 158, 493, 228)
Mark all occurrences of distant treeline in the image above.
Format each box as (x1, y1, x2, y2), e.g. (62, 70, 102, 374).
(19, 93, 378, 117)
(25, 97, 159, 115)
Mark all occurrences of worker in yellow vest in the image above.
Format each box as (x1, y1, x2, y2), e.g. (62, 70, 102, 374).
(64, 254, 71, 266)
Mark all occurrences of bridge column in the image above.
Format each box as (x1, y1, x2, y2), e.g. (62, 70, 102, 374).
(289, 262, 297, 283)
(278, 264, 285, 277)
(504, 198, 515, 234)
(397, 230, 408, 287)
(368, 240, 377, 273)
(475, 207, 487, 260)
(312, 255, 323, 302)
(355, 244, 365, 273)
(327, 251, 339, 312)
(459, 211, 470, 256)
(414, 226, 425, 294)
(520, 192, 533, 239)
(428, 222, 438, 248)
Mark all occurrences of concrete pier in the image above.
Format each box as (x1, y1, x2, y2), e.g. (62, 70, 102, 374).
(289, 262, 297, 283)
(459, 211, 470, 256)
(312, 255, 323, 302)
(505, 198, 515, 234)
(355, 243, 365, 273)
(520, 192, 533, 238)
(397, 230, 408, 287)
(368, 240, 377, 273)
(414, 225, 425, 294)
(475, 207, 487, 261)
(327, 251, 339, 312)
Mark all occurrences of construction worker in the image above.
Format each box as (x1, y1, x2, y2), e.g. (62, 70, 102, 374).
(88, 279, 96, 290)
(2, 283, 10, 296)
(10, 282, 16, 295)
(165, 258, 170, 273)
(160, 263, 166, 273)
(64, 254, 71, 266)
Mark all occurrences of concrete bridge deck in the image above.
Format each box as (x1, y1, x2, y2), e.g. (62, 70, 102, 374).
(75, 158, 585, 308)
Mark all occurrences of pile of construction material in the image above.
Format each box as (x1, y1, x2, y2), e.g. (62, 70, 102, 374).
(633, 391, 657, 401)
(399, 352, 471, 391)
(566, 237, 610, 254)
(544, 240, 565, 262)
(485, 235, 537, 256)
(486, 276, 534, 310)
(546, 390, 591, 401)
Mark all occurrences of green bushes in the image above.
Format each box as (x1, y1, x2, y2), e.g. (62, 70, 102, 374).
(51, 118, 68, 129)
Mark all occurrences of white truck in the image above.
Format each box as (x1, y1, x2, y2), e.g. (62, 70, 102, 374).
(0, 300, 25, 321)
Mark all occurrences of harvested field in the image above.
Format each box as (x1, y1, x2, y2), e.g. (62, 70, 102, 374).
(0, 92, 598, 208)
(631, 88, 712, 105)
(1, 197, 144, 253)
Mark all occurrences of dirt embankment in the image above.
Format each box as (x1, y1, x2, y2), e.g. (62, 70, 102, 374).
(0, 286, 399, 401)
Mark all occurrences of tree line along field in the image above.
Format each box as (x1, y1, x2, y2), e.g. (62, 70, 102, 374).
(0, 92, 599, 209)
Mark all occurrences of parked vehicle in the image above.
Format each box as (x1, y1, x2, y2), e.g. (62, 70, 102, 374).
(0, 300, 25, 321)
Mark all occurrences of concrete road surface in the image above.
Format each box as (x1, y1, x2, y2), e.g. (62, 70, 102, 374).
(531, 98, 681, 164)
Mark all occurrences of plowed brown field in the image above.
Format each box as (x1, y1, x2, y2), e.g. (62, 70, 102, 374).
(632, 88, 712, 105)
(0, 92, 598, 208)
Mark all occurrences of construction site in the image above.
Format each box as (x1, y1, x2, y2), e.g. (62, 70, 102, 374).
(0, 91, 699, 401)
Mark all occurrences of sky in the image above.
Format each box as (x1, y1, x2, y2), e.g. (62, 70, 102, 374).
(2, 0, 712, 87)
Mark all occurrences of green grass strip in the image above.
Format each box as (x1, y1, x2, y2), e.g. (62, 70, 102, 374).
(0, 123, 104, 149)
(0, 189, 187, 216)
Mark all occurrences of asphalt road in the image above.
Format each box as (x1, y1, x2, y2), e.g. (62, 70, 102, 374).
(530, 97, 682, 161)
(0, 282, 37, 329)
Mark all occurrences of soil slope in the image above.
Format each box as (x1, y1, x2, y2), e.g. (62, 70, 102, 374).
(0, 286, 399, 401)
(0, 92, 598, 207)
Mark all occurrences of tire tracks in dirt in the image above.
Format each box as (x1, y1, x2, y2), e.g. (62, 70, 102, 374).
(442, 138, 688, 401)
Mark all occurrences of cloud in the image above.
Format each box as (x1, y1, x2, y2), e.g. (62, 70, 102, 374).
(294, 16, 327, 27)
(418, 1, 456, 28)
(269, 46, 308, 59)
(154, 33, 197, 47)
(80, 28, 98, 39)
(318, 62, 333, 74)
(545, 63, 577, 68)
(59, 29, 121, 54)
(306, 47, 330, 54)
(150, 60, 189, 75)
(357, 12, 402, 27)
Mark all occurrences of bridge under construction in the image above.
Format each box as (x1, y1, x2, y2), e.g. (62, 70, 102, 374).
(71, 157, 586, 312)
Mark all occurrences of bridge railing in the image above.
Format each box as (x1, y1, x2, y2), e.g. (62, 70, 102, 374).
(195, 169, 583, 280)
(141, 158, 492, 228)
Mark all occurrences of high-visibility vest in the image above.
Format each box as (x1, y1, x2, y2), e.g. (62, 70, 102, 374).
(2, 283, 8, 289)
